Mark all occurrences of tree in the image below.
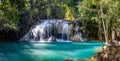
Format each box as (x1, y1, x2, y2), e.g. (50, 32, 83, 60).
(0, 0, 26, 30)
(77, 0, 120, 42)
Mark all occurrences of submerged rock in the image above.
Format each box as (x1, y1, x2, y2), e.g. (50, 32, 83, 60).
(64, 58, 88, 61)
(64, 58, 73, 61)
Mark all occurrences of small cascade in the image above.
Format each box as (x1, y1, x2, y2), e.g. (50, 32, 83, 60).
(20, 19, 84, 42)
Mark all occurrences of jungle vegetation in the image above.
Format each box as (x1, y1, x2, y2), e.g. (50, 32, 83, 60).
(0, 0, 120, 41)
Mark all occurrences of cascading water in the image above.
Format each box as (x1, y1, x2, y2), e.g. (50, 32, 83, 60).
(21, 19, 84, 42)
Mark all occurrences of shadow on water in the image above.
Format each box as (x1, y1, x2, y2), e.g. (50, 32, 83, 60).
(0, 42, 36, 61)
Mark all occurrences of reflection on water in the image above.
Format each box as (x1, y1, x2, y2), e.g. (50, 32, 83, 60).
(0, 41, 105, 61)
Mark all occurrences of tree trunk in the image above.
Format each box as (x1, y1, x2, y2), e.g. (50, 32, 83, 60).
(112, 29, 118, 41)
(100, 4, 109, 43)
(28, 0, 34, 24)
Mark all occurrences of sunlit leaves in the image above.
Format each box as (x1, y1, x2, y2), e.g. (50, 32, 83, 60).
(0, 0, 25, 29)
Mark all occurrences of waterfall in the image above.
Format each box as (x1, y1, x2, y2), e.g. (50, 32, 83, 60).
(20, 19, 84, 42)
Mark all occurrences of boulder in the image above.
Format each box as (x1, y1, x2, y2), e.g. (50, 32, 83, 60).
(70, 35, 81, 42)
(48, 36, 56, 42)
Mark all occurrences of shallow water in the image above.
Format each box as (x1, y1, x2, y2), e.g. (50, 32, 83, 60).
(0, 41, 105, 61)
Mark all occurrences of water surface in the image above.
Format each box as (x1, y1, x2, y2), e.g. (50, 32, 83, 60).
(0, 41, 104, 61)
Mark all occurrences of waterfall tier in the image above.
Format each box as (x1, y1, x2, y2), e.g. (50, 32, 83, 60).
(20, 19, 84, 42)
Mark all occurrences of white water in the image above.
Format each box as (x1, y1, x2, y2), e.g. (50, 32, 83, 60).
(21, 19, 84, 42)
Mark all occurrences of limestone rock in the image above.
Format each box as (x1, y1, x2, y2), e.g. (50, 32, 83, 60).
(48, 36, 56, 42)
(89, 41, 120, 61)
(70, 35, 80, 42)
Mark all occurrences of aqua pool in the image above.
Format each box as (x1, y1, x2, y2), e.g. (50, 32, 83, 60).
(0, 41, 105, 61)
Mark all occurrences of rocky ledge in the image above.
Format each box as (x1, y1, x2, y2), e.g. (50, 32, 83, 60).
(89, 41, 120, 61)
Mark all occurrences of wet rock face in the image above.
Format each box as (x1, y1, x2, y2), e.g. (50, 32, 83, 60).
(21, 20, 83, 42)
(90, 41, 120, 61)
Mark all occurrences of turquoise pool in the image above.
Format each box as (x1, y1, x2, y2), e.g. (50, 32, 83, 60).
(0, 41, 105, 61)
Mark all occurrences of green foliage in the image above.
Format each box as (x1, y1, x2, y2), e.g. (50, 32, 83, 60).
(0, 0, 26, 29)
(77, 0, 120, 41)
(0, 0, 78, 26)
(77, 0, 97, 22)
(0, 0, 120, 40)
